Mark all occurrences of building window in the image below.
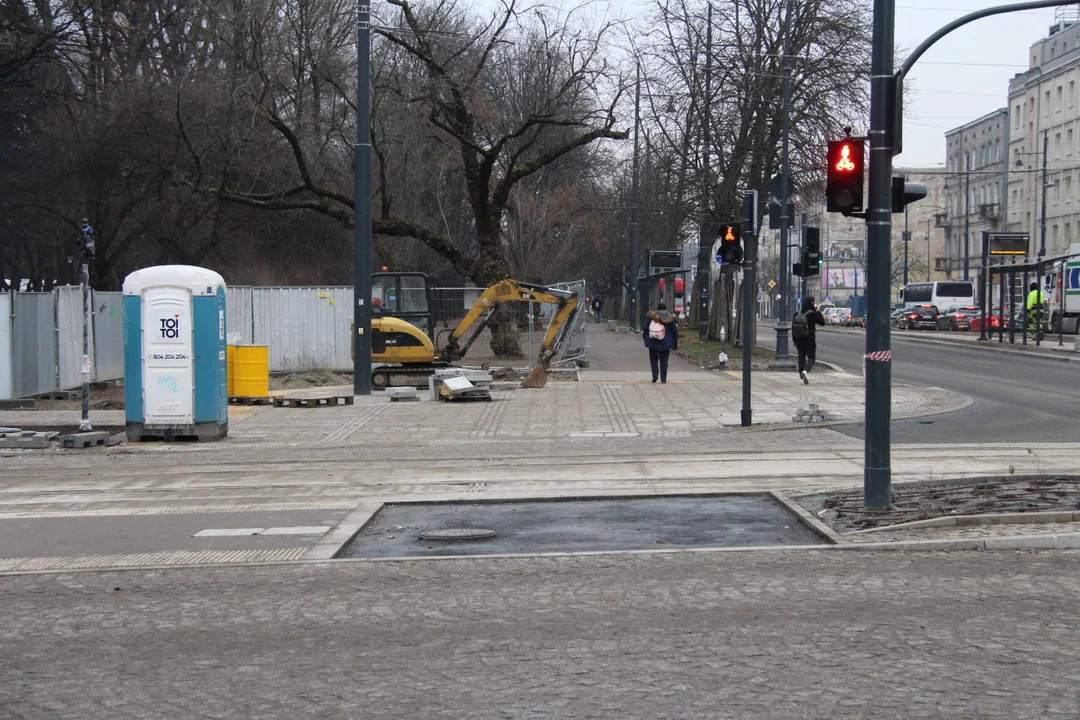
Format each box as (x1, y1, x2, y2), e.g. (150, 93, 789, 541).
(1067, 175, 1073, 200)
(1015, 104, 1022, 128)
(1046, 90, 1051, 115)
(1067, 223, 1073, 244)
(1056, 132, 1063, 159)
(995, 139, 1001, 162)
(1071, 80, 1077, 106)
(1069, 128, 1074, 155)
(1057, 85, 1064, 112)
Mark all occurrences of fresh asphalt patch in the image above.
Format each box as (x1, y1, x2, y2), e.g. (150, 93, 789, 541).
(339, 495, 821, 559)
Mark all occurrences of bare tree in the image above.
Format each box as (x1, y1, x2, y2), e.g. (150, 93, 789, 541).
(636, 0, 871, 337)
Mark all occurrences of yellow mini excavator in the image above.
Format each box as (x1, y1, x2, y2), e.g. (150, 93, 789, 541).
(369, 272, 580, 389)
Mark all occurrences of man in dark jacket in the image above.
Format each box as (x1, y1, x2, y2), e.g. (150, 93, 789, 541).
(793, 296, 826, 385)
(643, 302, 679, 383)
(592, 294, 603, 323)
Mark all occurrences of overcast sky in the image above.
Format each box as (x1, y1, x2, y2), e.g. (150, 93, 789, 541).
(455, 1, 1067, 166)
(896, 1, 1062, 167)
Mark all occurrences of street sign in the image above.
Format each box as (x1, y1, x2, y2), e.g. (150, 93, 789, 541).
(649, 249, 682, 271)
(767, 280, 776, 289)
(986, 232, 1030, 256)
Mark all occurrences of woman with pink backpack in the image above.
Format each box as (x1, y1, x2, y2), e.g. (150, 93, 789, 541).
(642, 302, 679, 383)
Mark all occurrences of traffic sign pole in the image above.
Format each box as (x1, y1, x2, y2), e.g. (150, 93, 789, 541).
(741, 190, 757, 427)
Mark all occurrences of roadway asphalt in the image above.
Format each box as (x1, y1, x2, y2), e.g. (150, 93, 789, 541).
(759, 326, 1080, 443)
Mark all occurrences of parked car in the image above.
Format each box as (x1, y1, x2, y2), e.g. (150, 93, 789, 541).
(938, 305, 981, 331)
(901, 304, 942, 330)
(845, 311, 865, 328)
(890, 307, 906, 327)
(822, 307, 839, 325)
(968, 312, 1006, 334)
(833, 308, 852, 326)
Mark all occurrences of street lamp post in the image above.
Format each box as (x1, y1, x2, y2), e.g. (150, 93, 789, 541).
(1039, 129, 1048, 259)
(696, 3, 713, 343)
(769, 0, 797, 370)
(629, 64, 641, 330)
(963, 153, 970, 280)
(353, 0, 373, 396)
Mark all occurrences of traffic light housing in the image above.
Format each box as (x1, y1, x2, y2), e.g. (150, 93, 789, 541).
(792, 262, 805, 277)
(891, 176, 928, 213)
(717, 222, 743, 265)
(826, 138, 865, 215)
(804, 227, 821, 277)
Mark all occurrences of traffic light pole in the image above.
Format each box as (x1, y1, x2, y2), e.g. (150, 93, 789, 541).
(353, 0, 372, 396)
(864, 0, 896, 510)
(800, 213, 808, 302)
(861, 0, 1069, 510)
(769, 0, 796, 371)
(741, 190, 757, 427)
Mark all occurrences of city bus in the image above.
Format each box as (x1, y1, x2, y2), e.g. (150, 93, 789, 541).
(899, 281, 975, 310)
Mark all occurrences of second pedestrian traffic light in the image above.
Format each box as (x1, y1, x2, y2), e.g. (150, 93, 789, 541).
(826, 138, 865, 215)
(804, 227, 821, 277)
(717, 222, 743, 265)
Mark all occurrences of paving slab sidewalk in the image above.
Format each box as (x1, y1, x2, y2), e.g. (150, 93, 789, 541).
(0, 325, 970, 448)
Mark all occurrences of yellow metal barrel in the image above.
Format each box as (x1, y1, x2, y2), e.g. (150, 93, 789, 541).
(233, 345, 269, 398)
(226, 345, 236, 396)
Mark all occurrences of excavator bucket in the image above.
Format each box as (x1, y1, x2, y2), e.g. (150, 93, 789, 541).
(520, 348, 554, 388)
(520, 360, 549, 388)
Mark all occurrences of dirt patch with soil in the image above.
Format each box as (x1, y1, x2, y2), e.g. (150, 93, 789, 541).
(797, 475, 1080, 531)
(31, 385, 126, 411)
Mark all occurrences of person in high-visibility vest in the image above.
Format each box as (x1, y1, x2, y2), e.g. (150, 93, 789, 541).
(1026, 281, 1047, 339)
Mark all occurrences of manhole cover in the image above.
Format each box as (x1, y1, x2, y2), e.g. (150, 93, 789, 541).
(419, 528, 497, 541)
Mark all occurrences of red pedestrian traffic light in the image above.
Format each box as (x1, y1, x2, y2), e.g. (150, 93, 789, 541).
(826, 138, 865, 215)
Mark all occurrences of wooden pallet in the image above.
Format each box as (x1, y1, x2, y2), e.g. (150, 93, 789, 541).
(229, 396, 273, 406)
(442, 393, 493, 403)
(272, 395, 355, 409)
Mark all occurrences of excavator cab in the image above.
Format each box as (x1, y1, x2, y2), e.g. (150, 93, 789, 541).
(372, 272, 436, 338)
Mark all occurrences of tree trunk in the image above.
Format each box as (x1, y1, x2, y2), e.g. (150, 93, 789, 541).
(488, 304, 524, 359)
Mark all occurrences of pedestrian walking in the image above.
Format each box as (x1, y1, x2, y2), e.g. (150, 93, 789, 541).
(592, 293, 603, 323)
(791, 296, 825, 385)
(643, 301, 678, 383)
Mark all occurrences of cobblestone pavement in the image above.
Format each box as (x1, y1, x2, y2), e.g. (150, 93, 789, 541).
(1, 550, 1078, 718)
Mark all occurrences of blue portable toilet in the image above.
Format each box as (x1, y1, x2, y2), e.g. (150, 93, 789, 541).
(123, 266, 228, 441)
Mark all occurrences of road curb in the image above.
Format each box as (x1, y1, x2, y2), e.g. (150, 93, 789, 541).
(304, 502, 383, 560)
(770, 491, 842, 544)
(850, 509, 1080, 534)
(4, 531, 1080, 577)
(826, 326, 1080, 365)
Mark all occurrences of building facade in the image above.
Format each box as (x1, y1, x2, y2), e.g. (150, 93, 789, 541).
(1006, 12, 1080, 259)
(942, 110, 1008, 281)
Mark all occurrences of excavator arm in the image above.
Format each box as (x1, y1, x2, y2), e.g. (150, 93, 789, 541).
(441, 279, 580, 387)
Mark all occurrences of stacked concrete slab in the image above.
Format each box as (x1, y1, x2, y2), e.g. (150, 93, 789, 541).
(431, 368, 493, 401)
